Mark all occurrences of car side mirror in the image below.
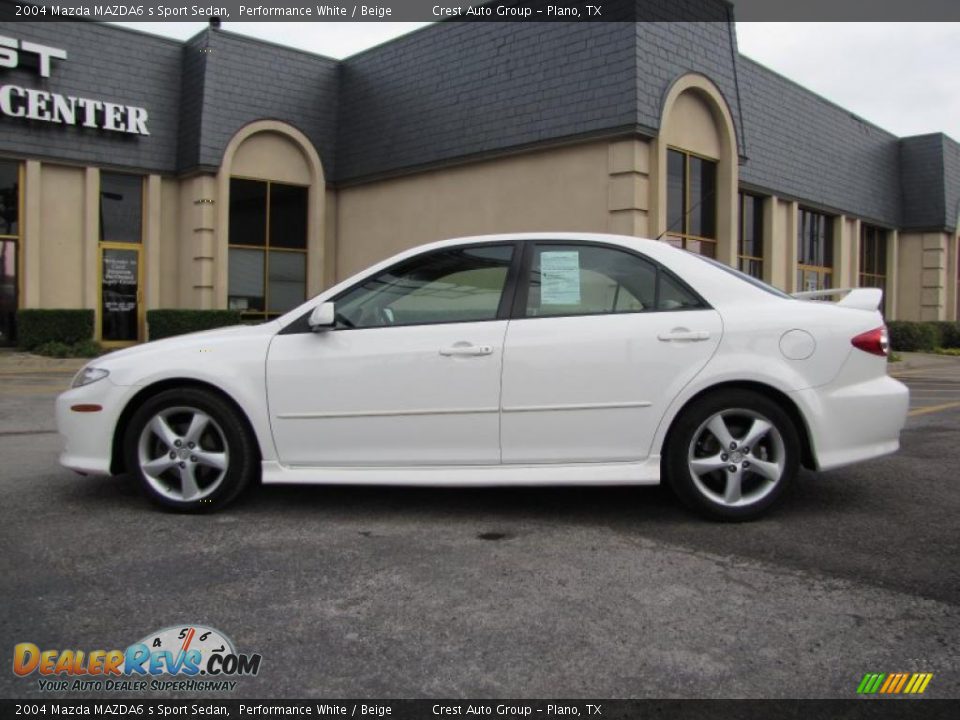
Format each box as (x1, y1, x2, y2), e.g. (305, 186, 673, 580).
(308, 302, 336, 332)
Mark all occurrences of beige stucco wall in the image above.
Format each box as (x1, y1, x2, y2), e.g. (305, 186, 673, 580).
(336, 140, 612, 279)
(834, 215, 858, 289)
(38, 164, 85, 309)
(947, 234, 958, 321)
(897, 231, 951, 321)
(231, 131, 312, 186)
(175, 174, 217, 309)
(159, 177, 180, 308)
(660, 91, 721, 160)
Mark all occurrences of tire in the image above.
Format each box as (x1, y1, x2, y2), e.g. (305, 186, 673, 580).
(664, 389, 800, 521)
(123, 387, 259, 512)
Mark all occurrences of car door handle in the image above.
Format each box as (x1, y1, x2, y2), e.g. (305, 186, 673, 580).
(657, 329, 711, 342)
(439, 343, 494, 357)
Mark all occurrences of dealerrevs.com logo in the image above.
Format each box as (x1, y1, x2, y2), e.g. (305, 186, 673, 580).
(13, 625, 262, 692)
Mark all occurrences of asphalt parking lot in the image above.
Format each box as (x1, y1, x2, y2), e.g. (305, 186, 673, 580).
(1, 353, 958, 699)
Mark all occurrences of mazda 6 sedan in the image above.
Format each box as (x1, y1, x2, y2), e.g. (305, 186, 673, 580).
(57, 233, 909, 520)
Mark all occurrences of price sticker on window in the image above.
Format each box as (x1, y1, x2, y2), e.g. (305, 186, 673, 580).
(540, 251, 581, 305)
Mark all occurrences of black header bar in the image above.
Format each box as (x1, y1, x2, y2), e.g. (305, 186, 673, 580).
(3, 0, 960, 22)
(0, 699, 958, 719)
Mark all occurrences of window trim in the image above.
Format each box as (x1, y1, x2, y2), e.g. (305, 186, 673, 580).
(228, 176, 309, 319)
(511, 239, 710, 323)
(280, 239, 711, 335)
(796, 207, 835, 292)
(737, 191, 764, 279)
(280, 241, 524, 335)
(858, 223, 888, 315)
(665, 146, 719, 253)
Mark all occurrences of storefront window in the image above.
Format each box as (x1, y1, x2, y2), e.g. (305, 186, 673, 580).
(797, 208, 833, 292)
(859, 224, 887, 314)
(228, 178, 307, 319)
(0, 161, 19, 346)
(100, 173, 143, 244)
(738, 192, 764, 279)
(666, 148, 717, 258)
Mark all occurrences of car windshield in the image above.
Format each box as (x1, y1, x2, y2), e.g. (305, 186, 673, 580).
(688, 252, 793, 300)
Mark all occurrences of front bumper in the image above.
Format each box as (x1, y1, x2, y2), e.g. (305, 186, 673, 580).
(56, 379, 134, 475)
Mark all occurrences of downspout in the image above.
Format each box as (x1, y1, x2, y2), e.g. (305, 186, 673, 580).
(726, 4, 748, 162)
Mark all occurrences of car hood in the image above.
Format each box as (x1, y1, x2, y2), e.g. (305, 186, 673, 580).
(87, 322, 280, 385)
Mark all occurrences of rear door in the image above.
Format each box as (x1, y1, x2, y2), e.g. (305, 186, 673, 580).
(500, 241, 722, 464)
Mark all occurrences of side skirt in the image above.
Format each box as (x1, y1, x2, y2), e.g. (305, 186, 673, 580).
(260, 458, 662, 487)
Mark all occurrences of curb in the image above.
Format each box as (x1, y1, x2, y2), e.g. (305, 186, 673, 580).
(889, 352, 960, 373)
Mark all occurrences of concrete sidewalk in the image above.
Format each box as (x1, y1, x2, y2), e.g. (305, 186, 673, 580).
(889, 350, 960, 373)
(0, 349, 90, 375)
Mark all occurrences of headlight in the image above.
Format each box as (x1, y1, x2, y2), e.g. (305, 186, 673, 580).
(72, 367, 110, 388)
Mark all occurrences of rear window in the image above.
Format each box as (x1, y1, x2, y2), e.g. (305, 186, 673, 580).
(690, 252, 793, 300)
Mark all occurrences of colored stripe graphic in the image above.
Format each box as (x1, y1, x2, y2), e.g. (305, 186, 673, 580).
(879, 674, 897, 693)
(893, 673, 910, 693)
(857, 672, 932, 694)
(857, 673, 885, 694)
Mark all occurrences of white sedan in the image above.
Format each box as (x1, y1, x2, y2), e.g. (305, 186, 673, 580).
(57, 233, 909, 520)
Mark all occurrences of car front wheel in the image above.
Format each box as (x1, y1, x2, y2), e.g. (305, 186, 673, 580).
(124, 387, 258, 512)
(665, 389, 800, 521)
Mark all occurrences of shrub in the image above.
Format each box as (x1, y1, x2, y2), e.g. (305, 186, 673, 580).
(31, 339, 102, 358)
(16, 309, 95, 351)
(32, 341, 72, 358)
(71, 339, 104, 358)
(147, 310, 243, 341)
(934, 322, 960, 349)
(886, 321, 939, 352)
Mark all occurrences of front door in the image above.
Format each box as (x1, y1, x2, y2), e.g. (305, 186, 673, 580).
(266, 243, 517, 467)
(0, 238, 16, 346)
(99, 244, 142, 346)
(500, 242, 722, 464)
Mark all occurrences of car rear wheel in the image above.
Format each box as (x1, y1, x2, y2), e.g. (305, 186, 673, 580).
(665, 389, 800, 521)
(124, 388, 258, 512)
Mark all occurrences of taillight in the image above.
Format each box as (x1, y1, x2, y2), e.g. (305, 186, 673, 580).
(851, 326, 889, 357)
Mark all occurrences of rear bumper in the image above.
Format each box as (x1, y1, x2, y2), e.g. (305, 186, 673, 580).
(792, 372, 909, 472)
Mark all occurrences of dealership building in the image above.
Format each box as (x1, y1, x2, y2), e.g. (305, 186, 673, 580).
(1, 6, 959, 345)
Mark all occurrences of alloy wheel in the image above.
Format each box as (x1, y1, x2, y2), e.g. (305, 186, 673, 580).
(686, 408, 786, 508)
(137, 406, 230, 502)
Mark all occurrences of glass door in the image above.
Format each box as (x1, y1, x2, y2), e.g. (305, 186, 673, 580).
(0, 240, 16, 345)
(99, 243, 142, 345)
(0, 161, 20, 346)
(98, 172, 144, 345)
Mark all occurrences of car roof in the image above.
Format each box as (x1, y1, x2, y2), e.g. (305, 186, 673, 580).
(410, 232, 681, 262)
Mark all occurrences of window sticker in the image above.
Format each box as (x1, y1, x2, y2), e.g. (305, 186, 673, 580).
(540, 251, 581, 305)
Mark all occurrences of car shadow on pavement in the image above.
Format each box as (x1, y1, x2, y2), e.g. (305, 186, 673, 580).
(58, 467, 862, 528)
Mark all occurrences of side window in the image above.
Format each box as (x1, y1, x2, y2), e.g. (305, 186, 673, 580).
(658, 273, 703, 310)
(335, 245, 515, 328)
(524, 244, 702, 317)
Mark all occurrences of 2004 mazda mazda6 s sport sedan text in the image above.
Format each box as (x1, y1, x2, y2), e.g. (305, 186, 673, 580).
(57, 233, 909, 520)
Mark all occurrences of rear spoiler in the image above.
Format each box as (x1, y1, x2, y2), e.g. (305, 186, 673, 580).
(791, 287, 883, 311)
